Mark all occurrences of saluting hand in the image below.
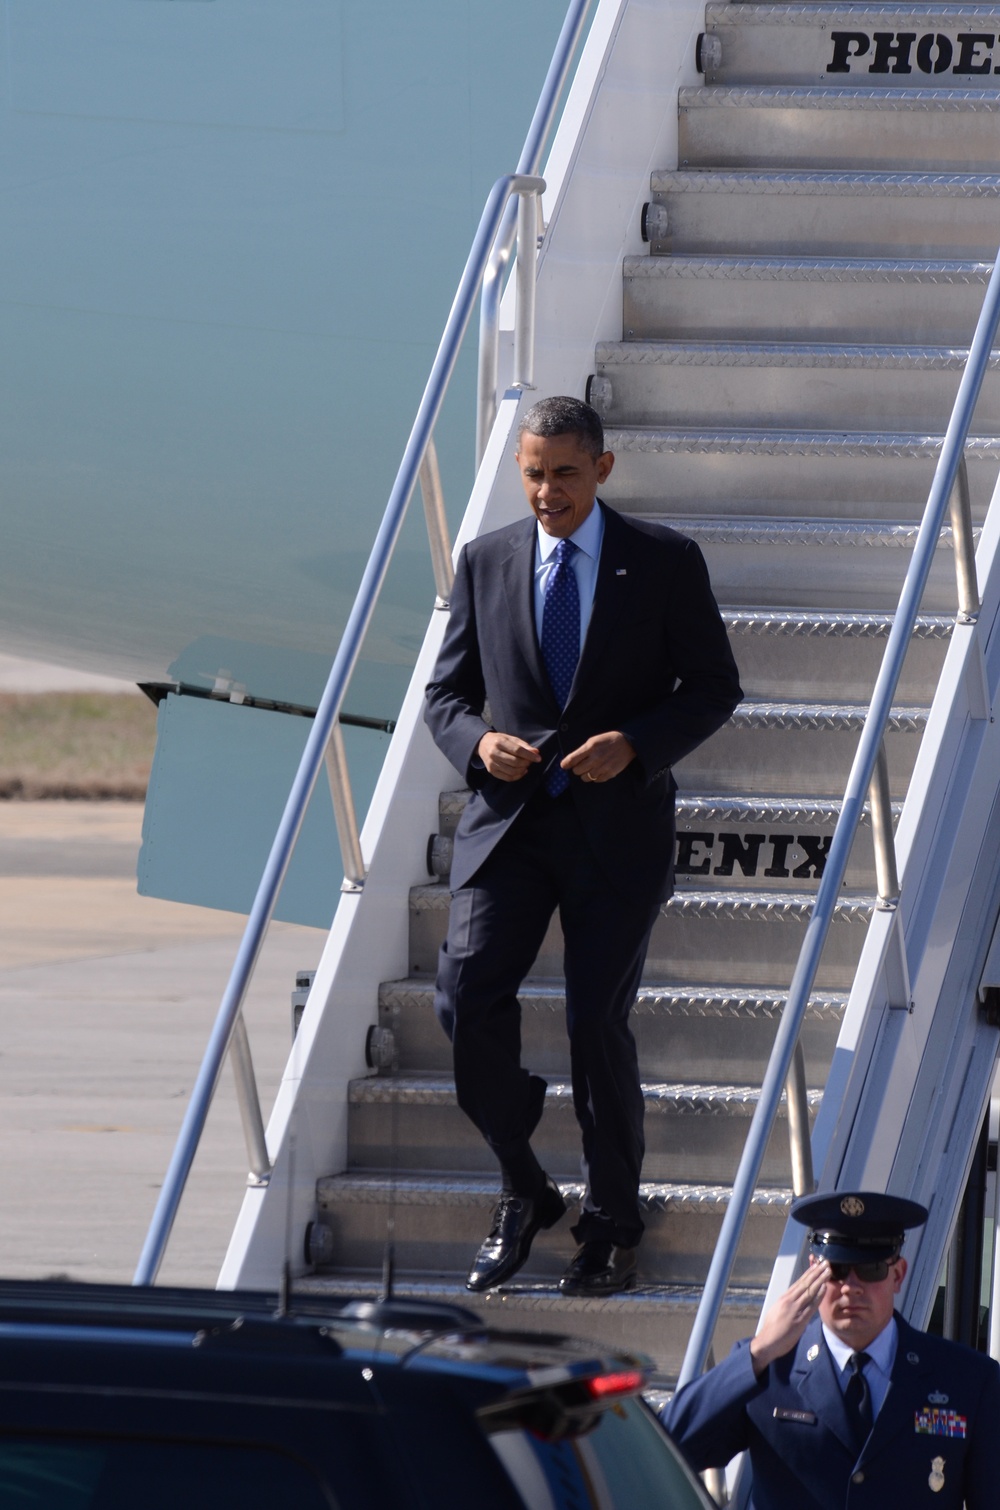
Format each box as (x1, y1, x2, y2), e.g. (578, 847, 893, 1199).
(749, 1261, 831, 1377)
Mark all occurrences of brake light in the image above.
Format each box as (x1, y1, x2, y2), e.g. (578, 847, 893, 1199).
(585, 1370, 644, 1399)
(478, 1362, 651, 1441)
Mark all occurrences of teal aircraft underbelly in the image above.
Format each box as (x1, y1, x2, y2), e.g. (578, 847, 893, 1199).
(0, 0, 564, 721)
(0, 0, 568, 918)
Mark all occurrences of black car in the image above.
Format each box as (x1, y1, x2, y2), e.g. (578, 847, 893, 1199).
(0, 1279, 712, 1509)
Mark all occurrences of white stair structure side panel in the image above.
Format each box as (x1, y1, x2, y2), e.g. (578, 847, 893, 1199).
(219, 398, 518, 1289)
(220, 0, 708, 1288)
(754, 478, 1000, 1326)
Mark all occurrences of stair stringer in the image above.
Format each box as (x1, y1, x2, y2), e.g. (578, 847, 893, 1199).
(753, 484, 1000, 1326)
(218, 398, 521, 1289)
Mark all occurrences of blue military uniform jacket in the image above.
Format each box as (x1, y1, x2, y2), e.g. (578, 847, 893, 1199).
(664, 1313, 1000, 1509)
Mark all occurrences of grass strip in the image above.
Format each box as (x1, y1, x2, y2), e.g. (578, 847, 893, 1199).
(0, 693, 156, 799)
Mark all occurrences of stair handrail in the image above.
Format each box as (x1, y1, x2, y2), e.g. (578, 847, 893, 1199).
(676, 253, 1000, 1391)
(477, 0, 594, 465)
(133, 0, 594, 1288)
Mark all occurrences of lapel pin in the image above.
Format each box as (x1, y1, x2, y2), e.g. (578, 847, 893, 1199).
(908, 1352, 920, 1365)
(807, 1344, 819, 1362)
(616, 568, 627, 576)
(929, 1456, 945, 1494)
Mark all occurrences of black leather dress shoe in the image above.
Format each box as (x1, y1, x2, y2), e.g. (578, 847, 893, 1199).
(559, 1240, 637, 1296)
(466, 1177, 566, 1292)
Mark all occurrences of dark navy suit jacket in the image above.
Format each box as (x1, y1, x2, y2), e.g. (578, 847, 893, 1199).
(664, 1312, 1000, 1509)
(424, 504, 741, 895)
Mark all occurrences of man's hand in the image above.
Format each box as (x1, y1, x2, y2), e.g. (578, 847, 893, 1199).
(562, 731, 637, 784)
(749, 1261, 831, 1377)
(477, 732, 541, 782)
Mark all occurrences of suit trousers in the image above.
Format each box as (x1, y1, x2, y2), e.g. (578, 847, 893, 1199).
(434, 786, 661, 1248)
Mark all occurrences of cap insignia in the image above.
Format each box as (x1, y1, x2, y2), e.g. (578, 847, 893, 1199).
(840, 1196, 865, 1217)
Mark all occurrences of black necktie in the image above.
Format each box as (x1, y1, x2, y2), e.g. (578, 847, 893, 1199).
(844, 1351, 874, 1450)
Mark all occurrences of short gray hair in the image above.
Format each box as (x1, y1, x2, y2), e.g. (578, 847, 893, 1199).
(517, 395, 605, 459)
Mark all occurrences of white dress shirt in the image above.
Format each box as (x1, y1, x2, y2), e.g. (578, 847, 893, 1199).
(533, 500, 604, 647)
(823, 1317, 898, 1420)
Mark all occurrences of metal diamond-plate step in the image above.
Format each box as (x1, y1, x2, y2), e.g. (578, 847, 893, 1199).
(378, 977, 847, 1081)
(671, 793, 887, 893)
(676, 698, 926, 796)
(670, 519, 972, 613)
(623, 256, 994, 344)
(296, 1272, 767, 1382)
(701, 5, 1000, 89)
(724, 608, 951, 700)
(604, 426, 1000, 514)
(647, 170, 1000, 258)
(408, 884, 875, 989)
(347, 1074, 819, 1184)
(430, 789, 892, 892)
(678, 85, 1000, 173)
(314, 1172, 791, 1287)
(668, 516, 973, 612)
(594, 338, 1000, 433)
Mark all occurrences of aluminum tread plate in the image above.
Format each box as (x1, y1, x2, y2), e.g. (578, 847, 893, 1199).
(598, 339, 1000, 369)
(606, 426, 1000, 456)
(317, 1172, 793, 1213)
(650, 168, 1000, 195)
(705, 3, 1000, 23)
(624, 255, 994, 283)
(348, 1075, 824, 1113)
(380, 978, 849, 1019)
(679, 83, 1000, 108)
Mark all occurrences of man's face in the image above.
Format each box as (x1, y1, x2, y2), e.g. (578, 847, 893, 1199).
(813, 1253, 906, 1349)
(516, 430, 614, 539)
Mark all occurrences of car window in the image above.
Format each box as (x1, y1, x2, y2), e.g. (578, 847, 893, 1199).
(0, 1437, 336, 1509)
(488, 1399, 712, 1510)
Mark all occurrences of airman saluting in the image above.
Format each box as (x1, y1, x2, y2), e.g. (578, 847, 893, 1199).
(664, 1190, 1000, 1508)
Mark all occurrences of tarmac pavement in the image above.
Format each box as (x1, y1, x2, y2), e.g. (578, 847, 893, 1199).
(0, 801, 325, 1288)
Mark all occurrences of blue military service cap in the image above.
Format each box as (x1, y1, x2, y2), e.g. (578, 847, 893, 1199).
(791, 1190, 928, 1264)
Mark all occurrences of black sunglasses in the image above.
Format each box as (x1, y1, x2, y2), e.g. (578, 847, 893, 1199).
(826, 1259, 895, 1283)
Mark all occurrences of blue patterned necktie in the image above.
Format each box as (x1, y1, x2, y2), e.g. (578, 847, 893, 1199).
(541, 538, 580, 797)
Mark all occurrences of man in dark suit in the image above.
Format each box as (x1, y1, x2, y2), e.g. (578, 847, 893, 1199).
(664, 1190, 1000, 1508)
(424, 395, 741, 1296)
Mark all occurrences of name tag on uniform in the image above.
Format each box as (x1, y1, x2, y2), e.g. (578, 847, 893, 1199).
(915, 1409, 967, 1438)
(773, 1407, 817, 1424)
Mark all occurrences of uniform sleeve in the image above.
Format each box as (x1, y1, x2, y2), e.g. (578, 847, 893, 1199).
(660, 1339, 763, 1471)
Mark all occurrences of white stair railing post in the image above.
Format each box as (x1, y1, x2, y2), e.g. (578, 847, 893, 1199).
(230, 1013, 270, 1185)
(784, 1040, 814, 1199)
(325, 722, 366, 893)
(418, 436, 454, 609)
(950, 454, 980, 624)
(869, 739, 900, 911)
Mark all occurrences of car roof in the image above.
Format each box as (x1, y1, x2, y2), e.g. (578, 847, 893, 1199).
(0, 1277, 653, 1393)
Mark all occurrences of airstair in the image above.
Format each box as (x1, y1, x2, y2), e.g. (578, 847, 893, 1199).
(139, 0, 1000, 1397)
